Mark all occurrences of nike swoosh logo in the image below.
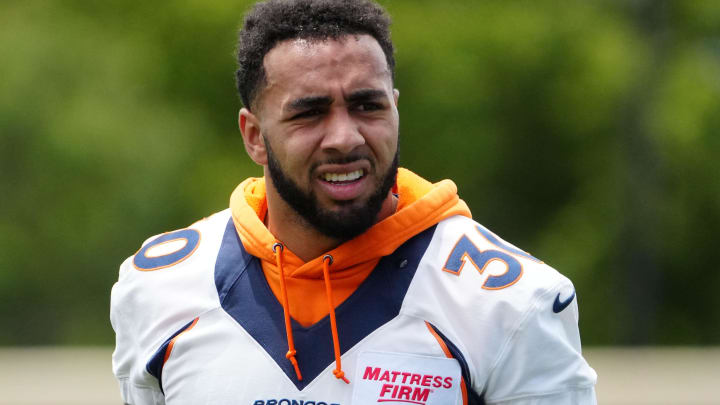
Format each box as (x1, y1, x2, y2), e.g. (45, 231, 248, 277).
(553, 290, 576, 313)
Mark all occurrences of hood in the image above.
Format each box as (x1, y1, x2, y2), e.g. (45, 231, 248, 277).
(230, 167, 471, 279)
(228, 167, 472, 384)
(229, 167, 471, 327)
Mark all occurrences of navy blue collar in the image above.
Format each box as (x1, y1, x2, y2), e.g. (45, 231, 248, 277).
(214, 218, 436, 390)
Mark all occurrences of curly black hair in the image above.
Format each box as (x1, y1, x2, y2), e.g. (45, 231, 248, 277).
(236, 0, 395, 110)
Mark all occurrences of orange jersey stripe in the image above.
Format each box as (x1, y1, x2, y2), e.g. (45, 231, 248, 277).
(163, 317, 199, 365)
(425, 321, 468, 405)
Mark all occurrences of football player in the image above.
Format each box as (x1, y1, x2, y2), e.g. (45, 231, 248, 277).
(111, 0, 597, 404)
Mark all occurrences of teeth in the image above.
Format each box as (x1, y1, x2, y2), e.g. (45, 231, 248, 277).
(323, 169, 363, 183)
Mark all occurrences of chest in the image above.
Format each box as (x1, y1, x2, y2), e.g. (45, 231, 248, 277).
(160, 311, 465, 405)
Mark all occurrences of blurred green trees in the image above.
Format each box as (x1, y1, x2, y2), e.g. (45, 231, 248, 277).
(1, 0, 718, 345)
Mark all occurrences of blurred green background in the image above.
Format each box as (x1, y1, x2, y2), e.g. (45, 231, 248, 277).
(1, 0, 719, 347)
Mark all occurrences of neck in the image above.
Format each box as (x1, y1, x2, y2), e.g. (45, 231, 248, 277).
(265, 180, 397, 262)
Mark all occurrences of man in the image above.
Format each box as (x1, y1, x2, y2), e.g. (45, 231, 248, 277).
(111, 0, 597, 404)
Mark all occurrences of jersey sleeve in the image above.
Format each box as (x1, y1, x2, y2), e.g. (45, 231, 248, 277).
(110, 213, 227, 404)
(110, 257, 167, 405)
(483, 280, 597, 404)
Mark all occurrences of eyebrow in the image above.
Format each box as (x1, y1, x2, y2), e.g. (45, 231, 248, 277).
(346, 89, 386, 103)
(284, 89, 387, 114)
(285, 96, 333, 113)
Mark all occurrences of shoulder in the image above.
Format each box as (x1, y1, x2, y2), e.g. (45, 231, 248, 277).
(110, 209, 234, 380)
(402, 215, 576, 363)
(403, 216, 596, 399)
(113, 208, 233, 294)
(414, 215, 570, 308)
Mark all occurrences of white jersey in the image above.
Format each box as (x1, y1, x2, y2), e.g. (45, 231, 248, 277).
(111, 209, 597, 404)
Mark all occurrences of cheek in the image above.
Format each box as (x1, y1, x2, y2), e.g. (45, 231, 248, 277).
(363, 122, 398, 159)
(288, 135, 319, 160)
(268, 124, 316, 158)
(273, 134, 320, 180)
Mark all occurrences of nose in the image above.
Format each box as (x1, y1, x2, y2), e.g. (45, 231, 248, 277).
(320, 108, 365, 154)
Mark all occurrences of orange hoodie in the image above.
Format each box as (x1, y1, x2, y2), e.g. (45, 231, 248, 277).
(229, 167, 471, 327)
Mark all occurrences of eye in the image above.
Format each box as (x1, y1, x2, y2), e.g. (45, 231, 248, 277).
(355, 102, 383, 112)
(292, 108, 323, 120)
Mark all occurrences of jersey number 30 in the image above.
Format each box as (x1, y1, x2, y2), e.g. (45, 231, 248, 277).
(442, 225, 540, 290)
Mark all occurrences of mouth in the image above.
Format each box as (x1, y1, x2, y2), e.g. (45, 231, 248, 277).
(320, 169, 365, 184)
(315, 163, 370, 201)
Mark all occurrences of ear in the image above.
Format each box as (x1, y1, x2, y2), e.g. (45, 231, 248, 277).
(393, 88, 399, 106)
(239, 108, 267, 166)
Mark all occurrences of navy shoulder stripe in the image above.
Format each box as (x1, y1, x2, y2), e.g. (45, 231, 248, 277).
(427, 322, 485, 405)
(146, 317, 199, 393)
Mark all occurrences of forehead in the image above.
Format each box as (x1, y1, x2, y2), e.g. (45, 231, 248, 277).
(259, 35, 391, 110)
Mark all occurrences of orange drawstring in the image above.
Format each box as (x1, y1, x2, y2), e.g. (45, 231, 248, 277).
(273, 243, 302, 381)
(271, 245, 347, 384)
(322, 255, 350, 384)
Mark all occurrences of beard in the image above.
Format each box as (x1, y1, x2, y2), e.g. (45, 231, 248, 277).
(264, 139, 398, 241)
